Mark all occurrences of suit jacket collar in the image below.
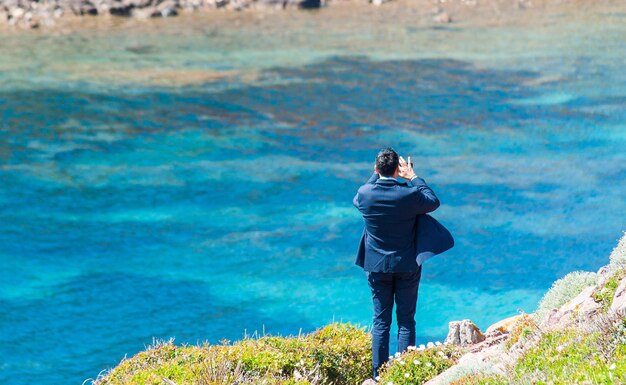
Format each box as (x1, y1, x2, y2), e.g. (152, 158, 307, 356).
(375, 178, 407, 186)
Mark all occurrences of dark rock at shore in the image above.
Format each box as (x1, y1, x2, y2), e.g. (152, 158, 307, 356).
(296, 0, 324, 9)
(70, 0, 98, 15)
(228, 0, 325, 10)
(108, 1, 134, 15)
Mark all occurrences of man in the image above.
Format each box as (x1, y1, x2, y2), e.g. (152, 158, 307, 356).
(353, 147, 440, 379)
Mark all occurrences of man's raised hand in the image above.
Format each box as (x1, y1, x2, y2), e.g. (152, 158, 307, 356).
(398, 156, 417, 180)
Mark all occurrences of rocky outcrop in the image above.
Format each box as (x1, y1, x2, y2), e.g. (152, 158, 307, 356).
(424, 319, 509, 385)
(539, 285, 602, 330)
(428, 234, 626, 385)
(445, 319, 485, 346)
(485, 314, 523, 335)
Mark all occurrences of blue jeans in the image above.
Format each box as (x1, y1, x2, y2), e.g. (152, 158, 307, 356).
(366, 268, 422, 378)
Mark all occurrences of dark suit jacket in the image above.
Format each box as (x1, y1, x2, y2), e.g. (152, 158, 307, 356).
(353, 172, 453, 272)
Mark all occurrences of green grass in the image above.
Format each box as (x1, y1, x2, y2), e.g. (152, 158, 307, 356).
(515, 325, 626, 385)
(94, 323, 371, 385)
(100, 343, 208, 385)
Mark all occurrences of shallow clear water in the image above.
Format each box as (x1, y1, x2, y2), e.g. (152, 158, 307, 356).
(0, 6, 625, 384)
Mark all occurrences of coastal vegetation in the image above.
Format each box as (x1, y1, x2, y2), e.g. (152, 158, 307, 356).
(376, 344, 463, 385)
(534, 271, 596, 322)
(93, 323, 371, 385)
(92, 233, 626, 385)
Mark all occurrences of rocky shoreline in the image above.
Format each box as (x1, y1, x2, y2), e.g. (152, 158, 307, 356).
(2, 0, 621, 30)
(1, 0, 341, 29)
(0, 0, 336, 29)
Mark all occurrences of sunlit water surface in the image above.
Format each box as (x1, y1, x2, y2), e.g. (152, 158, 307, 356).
(0, 6, 625, 384)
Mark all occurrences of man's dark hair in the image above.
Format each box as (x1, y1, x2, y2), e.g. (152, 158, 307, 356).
(375, 148, 399, 177)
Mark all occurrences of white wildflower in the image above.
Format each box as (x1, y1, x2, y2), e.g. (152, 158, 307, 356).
(435, 341, 442, 346)
(394, 352, 402, 358)
(437, 351, 445, 356)
(399, 360, 405, 365)
(413, 359, 420, 365)
(387, 382, 393, 385)
(609, 363, 616, 370)
(419, 344, 426, 350)
(426, 362, 432, 367)
(389, 355, 394, 360)
(404, 373, 410, 378)
(407, 345, 417, 351)
(427, 342, 435, 348)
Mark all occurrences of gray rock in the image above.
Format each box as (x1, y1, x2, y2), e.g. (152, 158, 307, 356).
(154, 0, 178, 16)
(10, 6, 26, 19)
(361, 379, 377, 385)
(445, 319, 485, 346)
(133, 0, 178, 17)
(69, 0, 98, 15)
(541, 308, 561, 328)
(158, 6, 176, 16)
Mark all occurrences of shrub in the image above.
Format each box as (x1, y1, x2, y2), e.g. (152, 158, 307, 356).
(226, 323, 371, 385)
(609, 232, 626, 271)
(93, 323, 371, 385)
(377, 344, 462, 385)
(534, 271, 596, 322)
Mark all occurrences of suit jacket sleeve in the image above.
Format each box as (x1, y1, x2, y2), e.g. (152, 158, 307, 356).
(353, 172, 380, 209)
(409, 177, 440, 214)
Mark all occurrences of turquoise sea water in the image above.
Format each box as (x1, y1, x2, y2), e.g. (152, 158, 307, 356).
(1, 7, 625, 384)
